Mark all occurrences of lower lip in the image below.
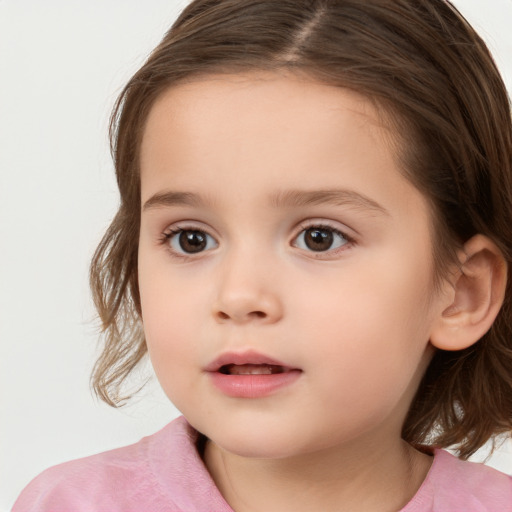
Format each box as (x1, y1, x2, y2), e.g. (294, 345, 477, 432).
(208, 370, 302, 398)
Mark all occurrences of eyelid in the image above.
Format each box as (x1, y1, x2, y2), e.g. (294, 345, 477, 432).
(161, 220, 220, 241)
(291, 219, 356, 255)
(160, 222, 219, 259)
(292, 219, 355, 240)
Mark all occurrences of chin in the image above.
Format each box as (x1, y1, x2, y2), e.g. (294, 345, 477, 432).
(191, 414, 310, 459)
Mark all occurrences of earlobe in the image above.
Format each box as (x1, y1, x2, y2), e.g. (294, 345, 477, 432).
(430, 234, 507, 351)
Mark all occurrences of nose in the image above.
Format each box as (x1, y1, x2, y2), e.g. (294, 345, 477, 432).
(212, 252, 284, 325)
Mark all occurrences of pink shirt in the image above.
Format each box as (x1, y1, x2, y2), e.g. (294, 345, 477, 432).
(13, 416, 512, 511)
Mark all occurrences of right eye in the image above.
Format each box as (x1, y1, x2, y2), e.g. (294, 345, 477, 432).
(164, 228, 218, 255)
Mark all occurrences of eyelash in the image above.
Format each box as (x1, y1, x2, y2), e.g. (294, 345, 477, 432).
(293, 221, 354, 257)
(158, 225, 217, 262)
(159, 221, 355, 260)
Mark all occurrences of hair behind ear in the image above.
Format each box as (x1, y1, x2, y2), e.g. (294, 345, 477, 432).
(403, 235, 511, 459)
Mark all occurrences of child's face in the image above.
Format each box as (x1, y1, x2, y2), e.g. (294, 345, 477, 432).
(138, 71, 450, 459)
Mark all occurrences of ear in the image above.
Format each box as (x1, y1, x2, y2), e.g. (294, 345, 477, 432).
(430, 234, 507, 351)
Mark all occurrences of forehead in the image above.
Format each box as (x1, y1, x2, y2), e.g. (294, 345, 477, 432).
(141, 71, 388, 153)
(139, 71, 425, 218)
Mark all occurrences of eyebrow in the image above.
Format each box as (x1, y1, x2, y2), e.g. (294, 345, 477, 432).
(268, 188, 389, 215)
(143, 191, 209, 211)
(142, 188, 389, 216)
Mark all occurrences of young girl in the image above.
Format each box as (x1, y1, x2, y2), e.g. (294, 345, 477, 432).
(13, 0, 512, 510)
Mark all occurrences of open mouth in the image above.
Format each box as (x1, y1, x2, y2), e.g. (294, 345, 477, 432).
(207, 352, 302, 397)
(219, 364, 289, 375)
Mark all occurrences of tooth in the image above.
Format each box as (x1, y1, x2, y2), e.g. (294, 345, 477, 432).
(229, 364, 274, 375)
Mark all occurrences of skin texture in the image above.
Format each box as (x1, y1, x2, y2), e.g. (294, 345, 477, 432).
(137, 71, 461, 511)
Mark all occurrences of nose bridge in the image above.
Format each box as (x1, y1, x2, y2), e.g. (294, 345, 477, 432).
(213, 239, 283, 324)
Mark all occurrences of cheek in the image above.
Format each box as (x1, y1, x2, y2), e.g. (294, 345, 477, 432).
(139, 245, 202, 337)
(141, 294, 204, 410)
(293, 250, 435, 394)
(138, 260, 204, 386)
(299, 253, 432, 338)
(141, 287, 199, 360)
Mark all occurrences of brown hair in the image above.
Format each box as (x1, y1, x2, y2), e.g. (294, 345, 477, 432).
(90, 0, 512, 459)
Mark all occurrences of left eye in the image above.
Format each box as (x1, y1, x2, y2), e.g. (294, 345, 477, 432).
(167, 229, 218, 254)
(293, 226, 348, 252)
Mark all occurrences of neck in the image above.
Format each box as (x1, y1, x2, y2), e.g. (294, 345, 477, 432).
(203, 435, 432, 512)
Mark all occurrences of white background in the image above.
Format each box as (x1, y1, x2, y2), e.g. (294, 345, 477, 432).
(1, 1, 512, 510)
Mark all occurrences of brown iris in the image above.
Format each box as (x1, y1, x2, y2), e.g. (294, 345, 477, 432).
(304, 228, 334, 251)
(179, 230, 208, 253)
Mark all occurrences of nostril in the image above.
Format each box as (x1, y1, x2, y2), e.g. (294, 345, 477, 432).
(215, 310, 267, 321)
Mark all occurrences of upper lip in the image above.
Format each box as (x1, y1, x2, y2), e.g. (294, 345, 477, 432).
(204, 350, 297, 372)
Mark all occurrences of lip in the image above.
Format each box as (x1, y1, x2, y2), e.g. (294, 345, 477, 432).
(205, 350, 293, 372)
(204, 350, 302, 398)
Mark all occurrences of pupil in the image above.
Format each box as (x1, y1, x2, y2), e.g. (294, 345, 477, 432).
(305, 228, 333, 251)
(179, 230, 207, 253)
